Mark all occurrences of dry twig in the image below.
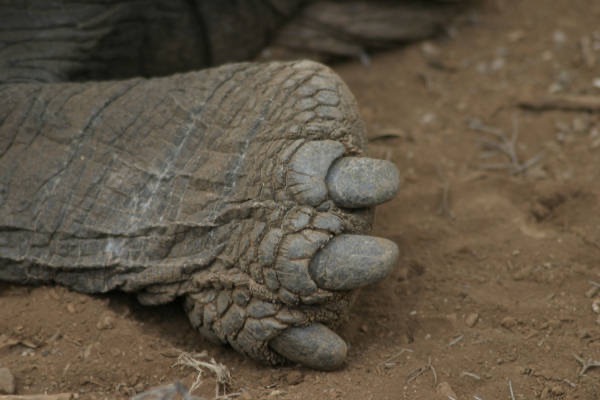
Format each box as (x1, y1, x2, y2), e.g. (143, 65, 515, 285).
(383, 348, 414, 364)
(573, 353, 600, 376)
(468, 116, 543, 175)
(448, 335, 464, 347)
(435, 166, 454, 219)
(406, 356, 437, 387)
(460, 371, 481, 380)
(174, 352, 232, 399)
(508, 380, 516, 400)
(518, 94, 600, 112)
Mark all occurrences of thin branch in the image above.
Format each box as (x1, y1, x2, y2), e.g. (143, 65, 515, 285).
(573, 353, 600, 376)
(406, 356, 437, 387)
(174, 352, 232, 399)
(518, 94, 600, 112)
(468, 117, 543, 175)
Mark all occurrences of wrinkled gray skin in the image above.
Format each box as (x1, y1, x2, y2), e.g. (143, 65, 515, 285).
(0, 0, 464, 377)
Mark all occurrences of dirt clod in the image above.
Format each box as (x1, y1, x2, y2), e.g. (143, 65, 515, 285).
(501, 316, 518, 329)
(96, 315, 115, 330)
(465, 313, 479, 327)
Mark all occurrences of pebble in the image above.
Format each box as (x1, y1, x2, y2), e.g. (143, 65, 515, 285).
(593, 299, 600, 314)
(96, 314, 115, 330)
(421, 42, 441, 58)
(501, 316, 518, 329)
(465, 312, 479, 327)
(134, 383, 146, 393)
(436, 381, 457, 399)
(553, 30, 567, 45)
(0, 367, 16, 394)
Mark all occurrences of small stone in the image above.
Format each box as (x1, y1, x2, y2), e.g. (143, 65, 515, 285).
(96, 314, 115, 330)
(134, 383, 146, 393)
(436, 381, 457, 399)
(0, 367, 16, 394)
(360, 324, 369, 333)
(501, 316, 517, 329)
(550, 384, 565, 396)
(421, 112, 436, 125)
(553, 30, 567, 45)
(593, 298, 600, 314)
(66, 303, 76, 314)
(465, 312, 479, 327)
(421, 42, 441, 58)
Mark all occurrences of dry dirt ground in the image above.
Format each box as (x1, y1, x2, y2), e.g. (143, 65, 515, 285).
(2, 0, 600, 399)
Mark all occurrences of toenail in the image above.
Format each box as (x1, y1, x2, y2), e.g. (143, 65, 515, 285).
(326, 157, 400, 208)
(269, 323, 347, 370)
(308, 234, 399, 291)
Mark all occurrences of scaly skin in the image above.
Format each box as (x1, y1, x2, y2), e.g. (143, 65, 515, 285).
(0, 0, 467, 374)
(0, 60, 399, 369)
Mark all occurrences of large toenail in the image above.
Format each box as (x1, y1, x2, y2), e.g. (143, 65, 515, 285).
(308, 234, 399, 291)
(326, 157, 400, 208)
(269, 323, 347, 370)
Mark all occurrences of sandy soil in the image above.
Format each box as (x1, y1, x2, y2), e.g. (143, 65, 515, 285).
(2, 0, 600, 399)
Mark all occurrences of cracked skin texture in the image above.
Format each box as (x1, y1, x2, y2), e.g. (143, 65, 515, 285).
(0, 60, 400, 368)
(0, 0, 466, 373)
